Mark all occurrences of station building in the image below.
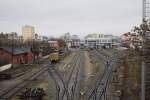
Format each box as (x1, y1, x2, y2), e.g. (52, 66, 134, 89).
(84, 33, 113, 48)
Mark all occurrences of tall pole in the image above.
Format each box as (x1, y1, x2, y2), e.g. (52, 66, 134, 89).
(33, 38, 35, 63)
(141, 61, 145, 100)
(141, 0, 148, 100)
(12, 34, 14, 68)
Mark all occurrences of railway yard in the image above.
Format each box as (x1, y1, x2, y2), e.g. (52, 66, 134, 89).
(0, 48, 139, 100)
(1, 0, 150, 100)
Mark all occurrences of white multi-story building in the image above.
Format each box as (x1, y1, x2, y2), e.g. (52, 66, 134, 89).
(71, 35, 80, 48)
(61, 33, 80, 48)
(84, 33, 113, 48)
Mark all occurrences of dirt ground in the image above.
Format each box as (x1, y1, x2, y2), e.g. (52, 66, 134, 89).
(57, 52, 76, 71)
(84, 51, 93, 81)
(82, 51, 94, 94)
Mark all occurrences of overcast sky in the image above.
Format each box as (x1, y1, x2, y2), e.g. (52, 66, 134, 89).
(0, 0, 142, 37)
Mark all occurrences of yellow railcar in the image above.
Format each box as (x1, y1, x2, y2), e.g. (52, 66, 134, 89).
(49, 52, 59, 62)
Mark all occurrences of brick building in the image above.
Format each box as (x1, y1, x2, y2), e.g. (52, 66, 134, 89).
(0, 46, 33, 65)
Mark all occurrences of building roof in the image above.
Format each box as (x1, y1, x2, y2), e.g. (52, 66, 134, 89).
(0, 46, 31, 55)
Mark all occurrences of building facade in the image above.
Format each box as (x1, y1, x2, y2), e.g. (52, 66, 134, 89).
(61, 33, 80, 48)
(0, 47, 33, 65)
(48, 41, 59, 49)
(84, 33, 113, 48)
(22, 25, 35, 42)
(70, 35, 80, 48)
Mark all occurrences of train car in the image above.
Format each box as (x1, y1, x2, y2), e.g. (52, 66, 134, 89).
(0, 64, 12, 80)
(48, 52, 59, 63)
(0, 64, 12, 72)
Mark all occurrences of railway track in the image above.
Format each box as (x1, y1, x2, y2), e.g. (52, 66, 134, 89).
(48, 66, 69, 100)
(48, 49, 118, 100)
(59, 53, 79, 100)
(0, 65, 30, 80)
(1, 49, 118, 100)
(0, 64, 49, 100)
(87, 49, 118, 100)
(48, 51, 84, 100)
(67, 52, 84, 100)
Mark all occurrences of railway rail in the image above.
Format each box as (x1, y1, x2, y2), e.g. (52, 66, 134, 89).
(87, 49, 118, 100)
(67, 52, 83, 100)
(0, 49, 120, 100)
(60, 53, 80, 100)
(48, 51, 84, 100)
(0, 64, 49, 100)
(48, 65, 69, 100)
(48, 49, 119, 100)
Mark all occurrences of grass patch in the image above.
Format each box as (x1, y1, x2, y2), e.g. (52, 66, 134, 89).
(101, 49, 114, 57)
(94, 61, 105, 74)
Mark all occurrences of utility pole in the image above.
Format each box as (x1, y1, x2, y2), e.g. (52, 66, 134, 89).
(141, 61, 145, 100)
(11, 34, 14, 68)
(141, 1, 150, 100)
(33, 38, 35, 63)
(141, 1, 145, 100)
(141, 0, 145, 99)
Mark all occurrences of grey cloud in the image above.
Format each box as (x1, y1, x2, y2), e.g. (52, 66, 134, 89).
(0, 0, 142, 37)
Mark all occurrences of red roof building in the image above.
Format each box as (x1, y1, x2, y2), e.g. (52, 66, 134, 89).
(0, 47, 33, 65)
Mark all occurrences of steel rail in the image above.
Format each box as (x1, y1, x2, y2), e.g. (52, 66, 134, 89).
(69, 53, 83, 100)
(48, 66, 71, 100)
(62, 52, 83, 100)
(0, 65, 49, 100)
(61, 53, 80, 100)
(87, 50, 118, 100)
